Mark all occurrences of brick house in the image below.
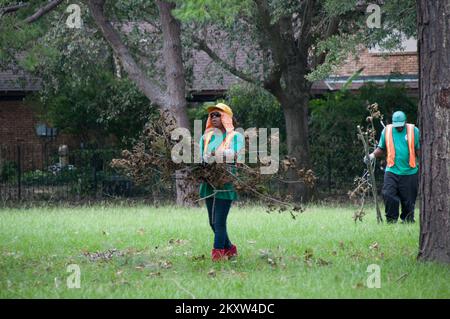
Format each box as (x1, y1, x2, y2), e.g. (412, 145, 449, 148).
(315, 38, 418, 95)
(0, 67, 78, 171)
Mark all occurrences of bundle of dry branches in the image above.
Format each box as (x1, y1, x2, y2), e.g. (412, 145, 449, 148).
(349, 103, 384, 223)
(111, 111, 316, 218)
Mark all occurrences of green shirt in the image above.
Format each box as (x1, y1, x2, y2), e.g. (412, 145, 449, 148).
(199, 131, 245, 201)
(378, 125, 420, 175)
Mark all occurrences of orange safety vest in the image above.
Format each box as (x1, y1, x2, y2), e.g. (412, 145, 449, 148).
(203, 130, 236, 155)
(385, 123, 416, 168)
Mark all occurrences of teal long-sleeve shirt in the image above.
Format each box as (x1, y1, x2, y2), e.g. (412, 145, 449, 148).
(199, 130, 245, 201)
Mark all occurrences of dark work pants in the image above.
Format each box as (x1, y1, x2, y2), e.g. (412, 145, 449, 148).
(382, 172, 418, 223)
(206, 197, 233, 249)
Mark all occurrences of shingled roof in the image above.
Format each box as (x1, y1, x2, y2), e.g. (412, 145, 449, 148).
(0, 66, 41, 92)
(190, 50, 244, 93)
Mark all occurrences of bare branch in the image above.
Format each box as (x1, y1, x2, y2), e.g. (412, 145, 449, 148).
(24, 0, 64, 24)
(191, 34, 259, 85)
(0, 2, 29, 17)
(88, 0, 167, 107)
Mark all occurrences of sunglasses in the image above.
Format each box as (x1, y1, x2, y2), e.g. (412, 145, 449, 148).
(209, 112, 221, 118)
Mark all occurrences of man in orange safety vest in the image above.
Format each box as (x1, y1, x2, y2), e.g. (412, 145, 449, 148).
(364, 111, 420, 223)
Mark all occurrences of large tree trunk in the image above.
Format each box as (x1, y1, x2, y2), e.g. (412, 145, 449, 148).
(268, 80, 313, 202)
(417, 0, 450, 263)
(280, 94, 313, 202)
(282, 91, 311, 169)
(157, 0, 189, 128)
(157, 1, 192, 205)
(274, 55, 313, 202)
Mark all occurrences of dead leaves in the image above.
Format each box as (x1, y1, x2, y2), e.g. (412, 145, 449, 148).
(134, 260, 173, 272)
(82, 248, 125, 262)
(168, 238, 188, 245)
(258, 249, 271, 259)
(148, 272, 161, 277)
(350, 250, 364, 260)
(2, 251, 23, 259)
(367, 103, 383, 121)
(265, 201, 304, 219)
(316, 258, 331, 266)
(207, 268, 247, 279)
(160, 260, 173, 269)
(81, 246, 152, 263)
(353, 210, 366, 223)
(303, 248, 314, 265)
(258, 248, 286, 268)
(368, 242, 385, 261)
(296, 168, 317, 188)
(207, 269, 216, 277)
(303, 248, 331, 267)
(82, 246, 173, 274)
(191, 254, 206, 261)
(352, 282, 365, 289)
(257, 247, 333, 269)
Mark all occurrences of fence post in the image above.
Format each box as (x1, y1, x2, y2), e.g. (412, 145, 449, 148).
(327, 154, 332, 193)
(93, 163, 97, 198)
(17, 145, 22, 201)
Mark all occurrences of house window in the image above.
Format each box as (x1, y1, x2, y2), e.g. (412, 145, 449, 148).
(35, 123, 57, 138)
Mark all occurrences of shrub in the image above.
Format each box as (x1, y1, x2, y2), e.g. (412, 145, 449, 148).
(1, 161, 17, 183)
(309, 91, 367, 192)
(227, 83, 286, 142)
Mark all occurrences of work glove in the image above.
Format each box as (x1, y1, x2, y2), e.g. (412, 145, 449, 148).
(364, 153, 375, 165)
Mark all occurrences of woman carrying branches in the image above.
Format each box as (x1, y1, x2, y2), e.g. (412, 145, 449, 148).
(199, 103, 245, 261)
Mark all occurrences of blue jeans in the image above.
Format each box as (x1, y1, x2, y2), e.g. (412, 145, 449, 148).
(206, 197, 233, 249)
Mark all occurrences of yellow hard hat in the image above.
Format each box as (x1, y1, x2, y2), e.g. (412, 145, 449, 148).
(206, 103, 233, 117)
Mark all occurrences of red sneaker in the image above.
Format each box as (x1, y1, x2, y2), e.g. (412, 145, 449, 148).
(211, 248, 228, 261)
(225, 244, 238, 258)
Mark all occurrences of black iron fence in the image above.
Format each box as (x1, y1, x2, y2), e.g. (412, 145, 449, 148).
(0, 143, 375, 204)
(0, 144, 174, 203)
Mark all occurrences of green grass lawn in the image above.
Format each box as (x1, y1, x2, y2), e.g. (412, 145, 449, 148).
(0, 203, 449, 298)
